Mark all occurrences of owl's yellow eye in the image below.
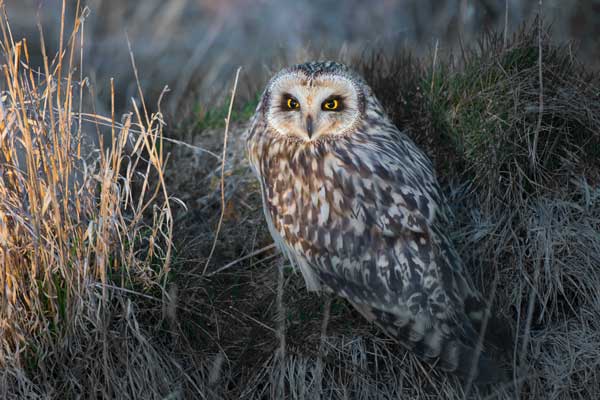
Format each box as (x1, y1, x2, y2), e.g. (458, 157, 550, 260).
(285, 97, 300, 110)
(322, 98, 340, 111)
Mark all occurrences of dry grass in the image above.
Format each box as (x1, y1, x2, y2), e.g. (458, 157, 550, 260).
(0, 3, 181, 398)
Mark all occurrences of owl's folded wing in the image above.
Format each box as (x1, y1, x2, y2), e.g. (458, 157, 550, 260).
(329, 132, 449, 236)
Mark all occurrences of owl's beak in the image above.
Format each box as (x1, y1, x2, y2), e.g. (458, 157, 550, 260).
(305, 115, 314, 138)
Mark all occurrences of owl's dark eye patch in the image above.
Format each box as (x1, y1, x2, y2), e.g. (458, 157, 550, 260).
(322, 95, 344, 111)
(281, 94, 300, 111)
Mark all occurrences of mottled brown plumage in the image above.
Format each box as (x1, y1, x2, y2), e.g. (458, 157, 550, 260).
(245, 61, 511, 383)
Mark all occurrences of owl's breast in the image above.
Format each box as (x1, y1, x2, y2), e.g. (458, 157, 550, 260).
(257, 143, 371, 259)
(249, 133, 444, 301)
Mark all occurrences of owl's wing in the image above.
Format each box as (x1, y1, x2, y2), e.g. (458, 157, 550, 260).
(312, 221, 504, 383)
(333, 132, 449, 235)
(304, 136, 507, 382)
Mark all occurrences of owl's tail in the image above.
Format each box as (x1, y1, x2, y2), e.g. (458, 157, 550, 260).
(351, 302, 509, 384)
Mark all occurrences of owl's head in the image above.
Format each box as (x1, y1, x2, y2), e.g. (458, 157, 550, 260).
(262, 62, 367, 142)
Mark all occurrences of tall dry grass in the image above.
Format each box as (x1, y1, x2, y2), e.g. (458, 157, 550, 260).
(0, 3, 179, 398)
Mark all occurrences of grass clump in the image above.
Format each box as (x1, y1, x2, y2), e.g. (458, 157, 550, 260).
(431, 24, 600, 202)
(0, 5, 180, 399)
(424, 22, 600, 326)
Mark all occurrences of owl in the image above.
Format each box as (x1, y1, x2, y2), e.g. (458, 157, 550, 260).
(245, 61, 511, 383)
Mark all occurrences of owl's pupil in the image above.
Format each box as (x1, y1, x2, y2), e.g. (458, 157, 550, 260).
(323, 98, 339, 111)
(286, 98, 298, 109)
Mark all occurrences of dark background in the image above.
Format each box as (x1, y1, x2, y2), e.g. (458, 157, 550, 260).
(5, 0, 599, 115)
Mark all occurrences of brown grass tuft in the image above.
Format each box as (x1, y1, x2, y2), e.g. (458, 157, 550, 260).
(0, 4, 177, 398)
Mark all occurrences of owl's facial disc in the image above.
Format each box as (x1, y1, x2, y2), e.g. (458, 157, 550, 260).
(267, 73, 362, 141)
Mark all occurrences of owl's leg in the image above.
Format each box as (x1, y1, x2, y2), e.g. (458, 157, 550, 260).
(313, 293, 332, 397)
(320, 293, 332, 351)
(274, 259, 287, 399)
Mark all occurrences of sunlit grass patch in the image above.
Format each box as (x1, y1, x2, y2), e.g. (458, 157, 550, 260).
(0, 4, 178, 398)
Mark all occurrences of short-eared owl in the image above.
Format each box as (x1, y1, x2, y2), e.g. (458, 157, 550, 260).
(245, 61, 510, 382)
